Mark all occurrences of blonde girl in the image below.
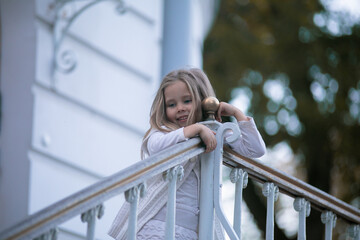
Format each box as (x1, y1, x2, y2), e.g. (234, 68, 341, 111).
(109, 67, 266, 240)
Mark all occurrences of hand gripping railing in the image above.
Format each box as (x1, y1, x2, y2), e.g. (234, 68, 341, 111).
(0, 119, 359, 240)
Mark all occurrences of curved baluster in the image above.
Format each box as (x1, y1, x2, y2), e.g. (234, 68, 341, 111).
(213, 122, 241, 240)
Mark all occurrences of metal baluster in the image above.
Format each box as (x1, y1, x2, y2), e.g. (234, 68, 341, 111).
(199, 98, 220, 240)
(163, 165, 184, 240)
(293, 198, 311, 240)
(230, 168, 248, 239)
(348, 225, 360, 240)
(33, 228, 58, 240)
(125, 183, 146, 240)
(262, 182, 279, 240)
(81, 204, 104, 240)
(199, 150, 216, 240)
(213, 122, 241, 240)
(321, 211, 337, 240)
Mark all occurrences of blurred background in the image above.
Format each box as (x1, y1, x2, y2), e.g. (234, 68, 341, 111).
(204, 0, 360, 239)
(0, 0, 359, 239)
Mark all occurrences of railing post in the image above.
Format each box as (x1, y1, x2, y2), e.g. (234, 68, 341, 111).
(262, 182, 279, 240)
(213, 122, 241, 240)
(348, 225, 360, 240)
(80, 204, 104, 240)
(321, 211, 337, 240)
(125, 183, 146, 240)
(293, 198, 311, 240)
(198, 117, 220, 240)
(163, 165, 184, 240)
(199, 150, 216, 240)
(230, 168, 248, 239)
(33, 228, 58, 240)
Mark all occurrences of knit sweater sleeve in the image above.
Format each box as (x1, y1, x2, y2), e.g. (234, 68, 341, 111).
(227, 117, 266, 158)
(146, 128, 188, 156)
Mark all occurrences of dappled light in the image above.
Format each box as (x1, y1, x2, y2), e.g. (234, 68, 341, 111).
(316, 0, 360, 36)
(230, 87, 253, 115)
(347, 82, 360, 125)
(204, 0, 360, 238)
(309, 65, 339, 114)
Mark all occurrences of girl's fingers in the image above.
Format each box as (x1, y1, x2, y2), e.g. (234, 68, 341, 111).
(217, 108, 222, 122)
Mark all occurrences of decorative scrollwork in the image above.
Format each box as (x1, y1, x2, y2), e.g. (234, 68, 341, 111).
(55, 49, 77, 73)
(125, 182, 146, 203)
(262, 182, 279, 201)
(51, 0, 126, 76)
(115, 0, 127, 14)
(212, 122, 242, 240)
(321, 211, 337, 228)
(230, 168, 248, 188)
(34, 228, 58, 240)
(293, 197, 311, 217)
(81, 203, 105, 223)
(163, 165, 184, 182)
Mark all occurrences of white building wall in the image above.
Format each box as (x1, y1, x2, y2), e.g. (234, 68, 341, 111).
(0, 0, 218, 238)
(30, 1, 163, 238)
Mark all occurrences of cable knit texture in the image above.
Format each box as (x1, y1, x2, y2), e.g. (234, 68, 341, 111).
(137, 219, 198, 240)
(108, 119, 266, 240)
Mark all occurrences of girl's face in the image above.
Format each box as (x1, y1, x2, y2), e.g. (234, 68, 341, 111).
(164, 80, 194, 127)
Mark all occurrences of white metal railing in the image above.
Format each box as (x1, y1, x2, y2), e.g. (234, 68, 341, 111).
(0, 120, 359, 240)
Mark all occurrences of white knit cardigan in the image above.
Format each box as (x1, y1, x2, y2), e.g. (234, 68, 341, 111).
(108, 119, 266, 240)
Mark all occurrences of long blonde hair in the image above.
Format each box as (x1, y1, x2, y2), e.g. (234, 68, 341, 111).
(141, 67, 215, 158)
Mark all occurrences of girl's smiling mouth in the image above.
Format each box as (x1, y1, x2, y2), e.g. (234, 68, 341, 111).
(177, 115, 188, 122)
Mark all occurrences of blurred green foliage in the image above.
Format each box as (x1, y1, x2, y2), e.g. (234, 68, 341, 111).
(204, 0, 360, 238)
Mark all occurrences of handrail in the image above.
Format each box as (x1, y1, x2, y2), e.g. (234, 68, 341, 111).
(1, 127, 359, 239)
(0, 138, 204, 240)
(223, 146, 360, 224)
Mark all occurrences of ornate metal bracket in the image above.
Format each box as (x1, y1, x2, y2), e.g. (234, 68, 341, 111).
(163, 165, 184, 182)
(34, 228, 58, 240)
(321, 211, 337, 240)
(262, 182, 279, 201)
(80, 204, 105, 223)
(230, 168, 248, 188)
(51, 0, 127, 76)
(124, 182, 146, 203)
(80, 204, 105, 240)
(294, 197, 311, 217)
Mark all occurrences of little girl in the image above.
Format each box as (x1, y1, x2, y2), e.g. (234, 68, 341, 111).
(108, 67, 266, 240)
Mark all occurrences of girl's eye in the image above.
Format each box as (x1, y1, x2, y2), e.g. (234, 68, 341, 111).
(184, 99, 192, 104)
(167, 103, 175, 108)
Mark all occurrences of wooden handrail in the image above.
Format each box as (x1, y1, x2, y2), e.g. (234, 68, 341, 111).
(0, 138, 204, 240)
(223, 146, 360, 224)
(1, 136, 359, 240)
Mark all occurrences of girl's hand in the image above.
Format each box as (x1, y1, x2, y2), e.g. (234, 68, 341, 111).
(184, 124, 217, 153)
(198, 125, 217, 153)
(216, 102, 249, 122)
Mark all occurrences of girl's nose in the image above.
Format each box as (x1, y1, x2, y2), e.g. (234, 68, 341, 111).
(177, 103, 185, 112)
